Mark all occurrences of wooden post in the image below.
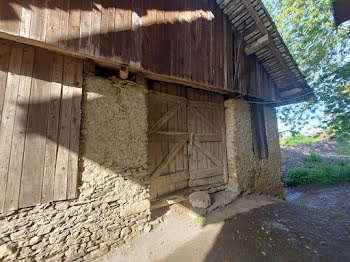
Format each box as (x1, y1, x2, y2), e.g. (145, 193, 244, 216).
(83, 59, 95, 76)
(119, 65, 129, 80)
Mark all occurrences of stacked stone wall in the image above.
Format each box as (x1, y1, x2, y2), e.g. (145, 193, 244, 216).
(224, 99, 284, 198)
(0, 76, 151, 261)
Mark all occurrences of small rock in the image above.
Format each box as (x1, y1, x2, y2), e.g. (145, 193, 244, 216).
(29, 236, 43, 245)
(90, 246, 109, 259)
(143, 224, 152, 233)
(120, 227, 131, 238)
(0, 244, 17, 260)
(55, 202, 69, 211)
(189, 191, 211, 209)
(10, 229, 26, 241)
(65, 249, 85, 261)
(38, 224, 53, 236)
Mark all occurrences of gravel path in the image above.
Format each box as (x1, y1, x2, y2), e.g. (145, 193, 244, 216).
(281, 139, 350, 181)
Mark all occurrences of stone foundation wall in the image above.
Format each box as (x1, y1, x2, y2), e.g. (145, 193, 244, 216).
(0, 76, 151, 261)
(224, 99, 284, 198)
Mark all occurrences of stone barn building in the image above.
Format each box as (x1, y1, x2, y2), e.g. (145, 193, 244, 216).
(0, 0, 313, 260)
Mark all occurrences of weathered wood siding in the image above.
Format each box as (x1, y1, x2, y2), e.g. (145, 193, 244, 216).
(0, 39, 83, 213)
(0, 0, 278, 100)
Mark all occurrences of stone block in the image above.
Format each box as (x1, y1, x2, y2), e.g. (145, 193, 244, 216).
(189, 191, 211, 209)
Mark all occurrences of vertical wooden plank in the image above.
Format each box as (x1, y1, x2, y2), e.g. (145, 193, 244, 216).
(169, 2, 179, 77)
(0, 0, 21, 35)
(99, 0, 114, 58)
(121, 0, 132, 64)
(46, 0, 63, 46)
(19, 0, 35, 38)
(177, 0, 185, 79)
(141, 0, 151, 70)
(54, 56, 74, 201)
(228, 24, 234, 90)
(149, 4, 157, 72)
(58, 0, 71, 49)
(190, 0, 197, 81)
(41, 53, 64, 203)
(130, 0, 143, 67)
(155, 2, 165, 74)
(114, 1, 124, 62)
(91, 0, 102, 57)
(67, 59, 83, 199)
(4, 46, 35, 211)
(0, 45, 23, 212)
(30, 0, 48, 41)
(152, 81, 162, 198)
(202, 2, 209, 85)
(20, 48, 52, 208)
(194, 1, 203, 83)
(0, 40, 12, 125)
(223, 14, 228, 90)
(162, 2, 172, 77)
(167, 85, 176, 177)
(79, 0, 93, 54)
(183, 0, 192, 81)
(67, 0, 82, 52)
(209, 0, 215, 86)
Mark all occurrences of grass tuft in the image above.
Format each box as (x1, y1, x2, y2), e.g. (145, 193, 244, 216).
(336, 145, 350, 155)
(305, 152, 323, 163)
(194, 215, 206, 225)
(285, 162, 350, 187)
(281, 134, 318, 146)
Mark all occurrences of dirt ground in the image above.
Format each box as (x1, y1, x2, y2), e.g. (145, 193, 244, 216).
(100, 183, 350, 262)
(166, 184, 350, 262)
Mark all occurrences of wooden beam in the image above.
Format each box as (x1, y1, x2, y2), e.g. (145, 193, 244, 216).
(233, 24, 246, 90)
(240, 0, 303, 90)
(245, 34, 270, 56)
(280, 88, 303, 97)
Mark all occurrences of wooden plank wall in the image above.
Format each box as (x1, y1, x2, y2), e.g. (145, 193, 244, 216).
(0, 0, 277, 100)
(0, 39, 83, 213)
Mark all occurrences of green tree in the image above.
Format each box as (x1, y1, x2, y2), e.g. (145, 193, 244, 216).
(262, 0, 350, 137)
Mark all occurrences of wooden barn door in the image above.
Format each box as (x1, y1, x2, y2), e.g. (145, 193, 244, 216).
(148, 82, 227, 200)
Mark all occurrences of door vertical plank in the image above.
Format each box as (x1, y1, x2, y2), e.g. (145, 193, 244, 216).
(151, 82, 162, 198)
(4, 46, 35, 211)
(0, 45, 23, 212)
(0, 40, 12, 125)
(54, 56, 74, 201)
(41, 53, 64, 203)
(67, 59, 83, 199)
(20, 49, 51, 208)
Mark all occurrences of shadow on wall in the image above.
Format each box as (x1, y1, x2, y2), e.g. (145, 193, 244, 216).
(1, 0, 211, 20)
(0, 0, 227, 84)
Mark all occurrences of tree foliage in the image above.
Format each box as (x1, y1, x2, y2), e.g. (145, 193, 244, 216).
(262, 0, 350, 137)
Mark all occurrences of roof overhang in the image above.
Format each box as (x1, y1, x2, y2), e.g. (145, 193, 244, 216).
(216, 0, 315, 105)
(332, 0, 350, 27)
